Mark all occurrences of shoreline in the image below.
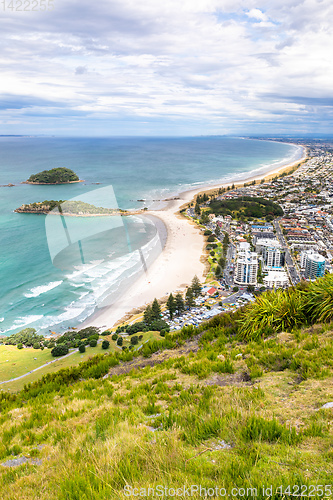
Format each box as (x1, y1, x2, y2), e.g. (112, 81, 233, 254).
(82, 143, 307, 330)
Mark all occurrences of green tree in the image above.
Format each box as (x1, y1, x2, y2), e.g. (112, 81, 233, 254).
(116, 337, 123, 347)
(151, 298, 161, 320)
(194, 203, 201, 215)
(175, 293, 185, 315)
(111, 333, 118, 341)
(185, 287, 195, 309)
(191, 275, 202, 297)
(144, 305, 154, 325)
(166, 293, 176, 320)
(17, 343, 23, 350)
(102, 340, 110, 349)
(51, 345, 69, 357)
(79, 344, 86, 353)
(89, 339, 97, 347)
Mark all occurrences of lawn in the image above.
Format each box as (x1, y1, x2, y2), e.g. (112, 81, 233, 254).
(0, 343, 116, 393)
(0, 332, 161, 393)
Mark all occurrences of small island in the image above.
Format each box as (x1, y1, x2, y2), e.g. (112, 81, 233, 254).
(15, 200, 128, 216)
(24, 167, 82, 184)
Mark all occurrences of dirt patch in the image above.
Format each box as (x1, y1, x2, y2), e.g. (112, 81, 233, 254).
(105, 335, 202, 377)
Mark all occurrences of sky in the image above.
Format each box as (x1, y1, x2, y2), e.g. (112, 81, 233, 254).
(0, 0, 333, 136)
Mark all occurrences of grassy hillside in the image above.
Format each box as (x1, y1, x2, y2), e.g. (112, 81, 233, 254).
(0, 278, 333, 498)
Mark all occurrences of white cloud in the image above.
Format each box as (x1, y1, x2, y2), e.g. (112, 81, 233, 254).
(246, 8, 269, 21)
(0, 0, 332, 135)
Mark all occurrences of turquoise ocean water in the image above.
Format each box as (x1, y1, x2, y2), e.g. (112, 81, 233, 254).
(0, 137, 303, 335)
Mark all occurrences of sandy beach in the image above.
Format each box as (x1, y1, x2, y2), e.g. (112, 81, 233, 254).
(83, 144, 307, 330)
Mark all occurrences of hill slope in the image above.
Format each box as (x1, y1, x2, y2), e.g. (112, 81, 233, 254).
(0, 279, 333, 498)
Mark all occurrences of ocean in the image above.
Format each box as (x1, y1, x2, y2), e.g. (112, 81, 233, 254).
(0, 136, 303, 335)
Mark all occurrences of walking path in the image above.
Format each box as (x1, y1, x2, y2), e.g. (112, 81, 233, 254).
(0, 349, 78, 385)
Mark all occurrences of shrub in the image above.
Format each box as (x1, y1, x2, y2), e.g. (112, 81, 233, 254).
(112, 333, 118, 341)
(101, 330, 111, 336)
(160, 330, 166, 337)
(302, 274, 333, 324)
(51, 345, 69, 357)
(117, 337, 123, 346)
(89, 339, 97, 347)
(33, 342, 40, 349)
(79, 344, 86, 353)
(17, 343, 23, 349)
(130, 336, 139, 345)
(102, 340, 110, 350)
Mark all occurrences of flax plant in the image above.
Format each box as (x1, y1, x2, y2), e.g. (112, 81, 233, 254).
(238, 288, 305, 340)
(302, 274, 333, 324)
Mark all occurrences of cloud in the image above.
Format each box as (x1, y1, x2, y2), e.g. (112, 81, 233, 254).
(0, 0, 332, 135)
(75, 66, 88, 75)
(246, 8, 269, 21)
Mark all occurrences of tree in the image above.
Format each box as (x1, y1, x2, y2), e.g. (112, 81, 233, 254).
(166, 293, 176, 319)
(111, 333, 118, 341)
(233, 286, 239, 292)
(17, 343, 23, 350)
(102, 340, 110, 349)
(215, 225, 220, 236)
(191, 275, 202, 297)
(247, 285, 255, 293)
(130, 336, 139, 345)
(116, 337, 123, 346)
(51, 345, 69, 357)
(89, 339, 97, 347)
(175, 293, 185, 315)
(79, 344, 86, 353)
(151, 298, 161, 320)
(194, 203, 201, 215)
(144, 305, 154, 325)
(185, 287, 195, 308)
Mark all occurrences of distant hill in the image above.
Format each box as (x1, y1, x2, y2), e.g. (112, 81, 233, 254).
(25, 167, 80, 184)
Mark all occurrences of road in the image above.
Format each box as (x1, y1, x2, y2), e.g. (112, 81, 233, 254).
(274, 220, 301, 285)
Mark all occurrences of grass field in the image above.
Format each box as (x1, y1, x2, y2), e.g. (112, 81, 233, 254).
(0, 331, 162, 393)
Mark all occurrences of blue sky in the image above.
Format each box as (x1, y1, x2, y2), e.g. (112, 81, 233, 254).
(0, 0, 333, 136)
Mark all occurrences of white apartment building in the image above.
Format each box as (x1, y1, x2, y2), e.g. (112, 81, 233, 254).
(263, 270, 289, 288)
(255, 238, 284, 269)
(234, 247, 258, 286)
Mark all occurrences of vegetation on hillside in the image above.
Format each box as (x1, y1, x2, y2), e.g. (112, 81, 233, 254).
(208, 196, 283, 222)
(238, 274, 333, 340)
(26, 167, 79, 184)
(1, 276, 333, 497)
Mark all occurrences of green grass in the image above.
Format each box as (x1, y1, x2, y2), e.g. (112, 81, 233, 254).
(0, 316, 332, 498)
(0, 343, 115, 392)
(0, 345, 52, 381)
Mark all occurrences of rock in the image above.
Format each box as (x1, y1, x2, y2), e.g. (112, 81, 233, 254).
(1, 457, 42, 467)
(217, 354, 225, 361)
(321, 402, 333, 409)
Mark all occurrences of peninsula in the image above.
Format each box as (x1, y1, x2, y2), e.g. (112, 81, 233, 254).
(24, 167, 82, 184)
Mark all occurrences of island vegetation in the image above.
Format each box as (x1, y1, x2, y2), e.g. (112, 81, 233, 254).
(25, 167, 80, 184)
(15, 200, 123, 216)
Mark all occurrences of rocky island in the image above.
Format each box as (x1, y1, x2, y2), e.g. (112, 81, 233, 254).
(15, 200, 127, 216)
(23, 167, 82, 184)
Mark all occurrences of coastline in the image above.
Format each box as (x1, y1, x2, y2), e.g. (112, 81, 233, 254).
(82, 143, 307, 330)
